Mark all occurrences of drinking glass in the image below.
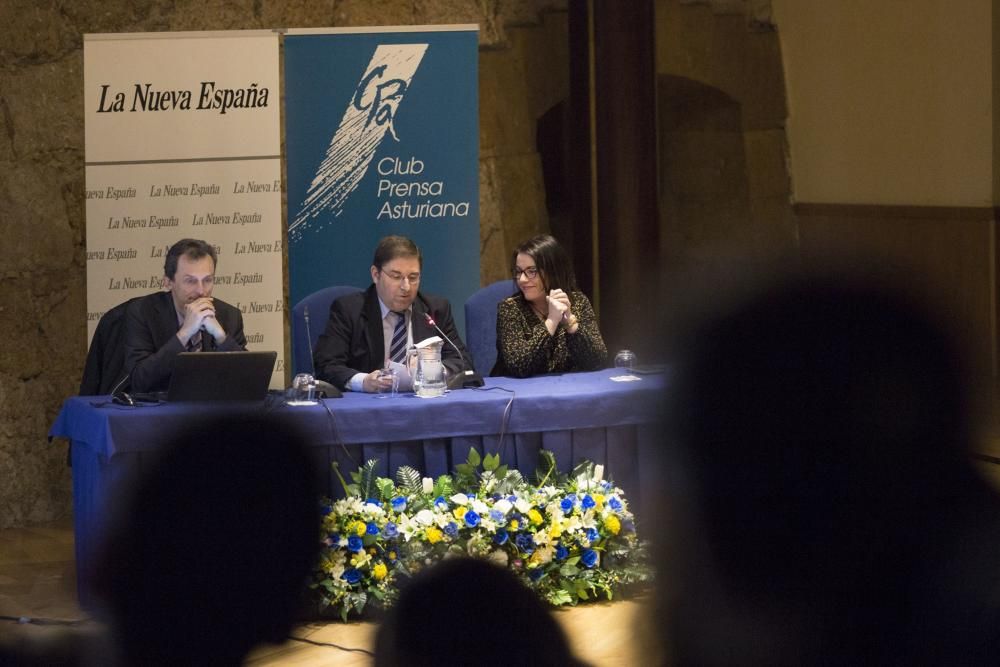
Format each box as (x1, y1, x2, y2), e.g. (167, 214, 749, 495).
(375, 367, 399, 398)
(614, 349, 636, 373)
(287, 373, 318, 405)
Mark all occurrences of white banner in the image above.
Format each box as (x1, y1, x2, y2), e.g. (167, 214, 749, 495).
(84, 31, 285, 387)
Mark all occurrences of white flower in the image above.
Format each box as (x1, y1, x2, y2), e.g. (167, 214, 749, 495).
(493, 498, 513, 515)
(480, 517, 497, 533)
(534, 544, 555, 565)
(533, 530, 551, 546)
(514, 498, 532, 514)
(471, 499, 490, 515)
(422, 477, 434, 494)
(450, 493, 470, 506)
(488, 549, 509, 567)
(414, 509, 436, 526)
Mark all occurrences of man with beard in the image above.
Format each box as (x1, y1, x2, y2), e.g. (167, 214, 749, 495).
(124, 238, 247, 392)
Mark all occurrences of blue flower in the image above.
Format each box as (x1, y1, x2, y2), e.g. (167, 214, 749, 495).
(529, 568, 544, 582)
(555, 544, 569, 560)
(560, 495, 576, 512)
(608, 496, 623, 511)
(383, 522, 399, 539)
(585, 528, 599, 544)
(320, 504, 332, 516)
(601, 481, 612, 492)
(366, 521, 380, 536)
(444, 522, 459, 537)
(464, 510, 481, 527)
(347, 535, 364, 552)
(515, 532, 534, 553)
(622, 519, 635, 534)
(391, 496, 407, 512)
(489, 509, 505, 523)
(365, 498, 382, 508)
(328, 531, 340, 545)
(581, 548, 598, 568)
(581, 494, 596, 510)
(434, 495, 448, 509)
(341, 568, 362, 584)
(493, 529, 509, 545)
(506, 495, 517, 503)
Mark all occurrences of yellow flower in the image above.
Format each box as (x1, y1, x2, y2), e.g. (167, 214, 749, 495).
(549, 523, 563, 539)
(388, 550, 397, 561)
(368, 547, 376, 555)
(528, 509, 543, 525)
(372, 562, 388, 580)
(454, 506, 468, 521)
(426, 526, 443, 544)
(509, 519, 519, 531)
(604, 514, 621, 535)
(354, 522, 367, 537)
(593, 494, 606, 509)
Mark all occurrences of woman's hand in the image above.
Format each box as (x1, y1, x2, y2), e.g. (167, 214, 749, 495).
(546, 289, 571, 319)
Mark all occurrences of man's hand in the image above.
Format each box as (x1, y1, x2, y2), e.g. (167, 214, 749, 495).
(177, 297, 227, 345)
(361, 369, 393, 393)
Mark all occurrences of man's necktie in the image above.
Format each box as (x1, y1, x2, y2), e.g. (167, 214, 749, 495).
(389, 311, 407, 363)
(186, 331, 202, 352)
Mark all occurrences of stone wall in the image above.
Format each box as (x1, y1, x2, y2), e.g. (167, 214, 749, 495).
(0, 0, 566, 529)
(654, 0, 793, 291)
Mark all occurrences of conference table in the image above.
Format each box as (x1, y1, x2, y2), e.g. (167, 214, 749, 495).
(49, 368, 666, 607)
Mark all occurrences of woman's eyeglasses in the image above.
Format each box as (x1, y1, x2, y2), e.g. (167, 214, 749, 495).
(513, 266, 539, 280)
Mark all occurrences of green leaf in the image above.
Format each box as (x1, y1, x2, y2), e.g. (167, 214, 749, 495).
(358, 459, 380, 501)
(396, 465, 423, 495)
(467, 447, 482, 467)
(455, 463, 474, 477)
(376, 477, 395, 501)
(546, 589, 575, 606)
(483, 452, 499, 471)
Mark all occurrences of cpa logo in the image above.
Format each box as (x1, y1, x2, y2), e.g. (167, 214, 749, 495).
(353, 64, 408, 141)
(291, 43, 428, 238)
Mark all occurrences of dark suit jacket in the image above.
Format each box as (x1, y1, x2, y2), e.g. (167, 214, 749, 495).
(124, 291, 247, 392)
(313, 284, 473, 390)
(80, 296, 142, 395)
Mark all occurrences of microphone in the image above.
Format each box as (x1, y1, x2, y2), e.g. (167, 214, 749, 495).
(109, 371, 131, 397)
(299, 304, 342, 398)
(303, 304, 317, 376)
(417, 302, 484, 388)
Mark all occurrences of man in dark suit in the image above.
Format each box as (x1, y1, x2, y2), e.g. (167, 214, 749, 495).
(314, 235, 473, 392)
(124, 238, 247, 392)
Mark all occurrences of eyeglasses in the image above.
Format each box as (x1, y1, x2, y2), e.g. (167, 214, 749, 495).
(381, 270, 420, 284)
(513, 266, 539, 280)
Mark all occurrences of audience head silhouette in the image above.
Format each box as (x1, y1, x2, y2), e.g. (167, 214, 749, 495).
(92, 415, 320, 665)
(374, 557, 587, 667)
(660, 271, 1000, 665)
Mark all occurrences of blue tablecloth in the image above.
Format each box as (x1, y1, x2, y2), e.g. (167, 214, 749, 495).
(50, 368, 667, 607)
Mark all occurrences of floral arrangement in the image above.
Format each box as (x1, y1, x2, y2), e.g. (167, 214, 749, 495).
(312, 448, 650, 622)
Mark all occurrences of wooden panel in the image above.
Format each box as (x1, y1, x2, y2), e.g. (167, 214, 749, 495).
(794, 203, 997, 383)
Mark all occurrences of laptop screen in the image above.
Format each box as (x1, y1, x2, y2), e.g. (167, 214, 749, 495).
(167, 351, 277, 402)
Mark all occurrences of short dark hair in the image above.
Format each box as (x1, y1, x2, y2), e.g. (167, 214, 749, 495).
(372, 235, 421, 271)
(511, 234, 577, 293)
(164, 239, 217, 279)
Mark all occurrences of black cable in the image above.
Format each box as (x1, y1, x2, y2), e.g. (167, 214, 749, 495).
(0, 614, 88, 626)
(319, 397, 359, 468)
(472, 385, 516, 463)
(287, 633, 374, 656)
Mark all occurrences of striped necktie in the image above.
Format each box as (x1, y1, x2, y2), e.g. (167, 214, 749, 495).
(389, 311, 407, 363)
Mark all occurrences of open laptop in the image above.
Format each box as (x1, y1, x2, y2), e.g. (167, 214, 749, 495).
(166, 351, 277, 402)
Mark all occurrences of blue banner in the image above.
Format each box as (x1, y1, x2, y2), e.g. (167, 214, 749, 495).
(285, 27, 479, 338)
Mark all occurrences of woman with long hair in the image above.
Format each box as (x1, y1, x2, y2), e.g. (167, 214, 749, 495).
(492, 234, 607, 377)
